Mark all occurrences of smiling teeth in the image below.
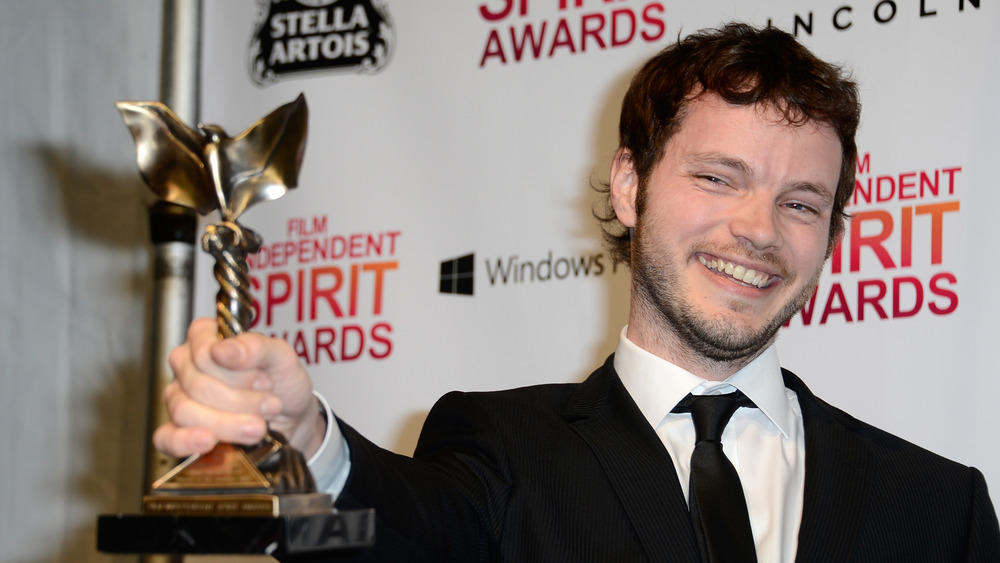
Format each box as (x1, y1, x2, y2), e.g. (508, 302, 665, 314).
(698, 256, 772, 289)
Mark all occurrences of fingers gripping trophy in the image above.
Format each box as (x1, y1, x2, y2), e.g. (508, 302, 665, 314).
(116, 94, 329, 516)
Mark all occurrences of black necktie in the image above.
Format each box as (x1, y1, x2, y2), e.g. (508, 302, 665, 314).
(672, 391, 758, 563)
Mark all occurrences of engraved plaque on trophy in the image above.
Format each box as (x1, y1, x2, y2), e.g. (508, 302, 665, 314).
(97, 96, 374, 556)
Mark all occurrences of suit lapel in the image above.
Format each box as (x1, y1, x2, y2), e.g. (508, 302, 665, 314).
(564, 356, 701, 561)
(783, 369, 874, 562)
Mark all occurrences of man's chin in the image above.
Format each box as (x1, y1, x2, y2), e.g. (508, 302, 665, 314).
(682, 315, 782, 362)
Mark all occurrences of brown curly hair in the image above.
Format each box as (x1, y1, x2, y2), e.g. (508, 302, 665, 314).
(596, 23, 861, 266)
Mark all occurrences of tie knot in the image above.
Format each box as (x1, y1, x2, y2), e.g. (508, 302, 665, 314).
(673, 391, 755, 443)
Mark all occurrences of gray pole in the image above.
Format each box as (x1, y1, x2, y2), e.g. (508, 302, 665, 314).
(160, 0, 201, 124)
(142, 1, 201, 562)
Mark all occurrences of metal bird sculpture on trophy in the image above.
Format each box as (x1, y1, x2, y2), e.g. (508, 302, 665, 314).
(97, 95, 374, 556)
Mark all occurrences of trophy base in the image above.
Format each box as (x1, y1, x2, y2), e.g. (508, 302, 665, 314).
(97, 509, 375, 556)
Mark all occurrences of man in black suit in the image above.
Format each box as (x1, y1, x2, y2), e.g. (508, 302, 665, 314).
(157, 23, 1000, 561)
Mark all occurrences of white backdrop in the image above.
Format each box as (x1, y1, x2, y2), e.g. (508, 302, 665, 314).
(0, 3, 161, 561)
(197, 0, 1000, 506)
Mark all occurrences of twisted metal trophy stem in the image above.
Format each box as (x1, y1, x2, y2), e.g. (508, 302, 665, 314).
(201, 221, 261, 338)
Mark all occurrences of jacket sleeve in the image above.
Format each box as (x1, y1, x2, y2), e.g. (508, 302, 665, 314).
(332, 391, 512, 562)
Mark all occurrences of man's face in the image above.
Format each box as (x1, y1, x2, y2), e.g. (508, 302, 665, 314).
(611, 94, 842, 374)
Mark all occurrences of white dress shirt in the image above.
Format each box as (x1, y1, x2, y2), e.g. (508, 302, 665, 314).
(614, 326, 805, 563)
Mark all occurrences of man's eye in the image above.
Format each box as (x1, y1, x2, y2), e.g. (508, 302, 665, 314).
(698, 174, 726, 185)
(784, 202, 817, 214)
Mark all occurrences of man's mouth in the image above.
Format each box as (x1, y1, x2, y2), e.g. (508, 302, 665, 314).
(698, 255, 774, 289)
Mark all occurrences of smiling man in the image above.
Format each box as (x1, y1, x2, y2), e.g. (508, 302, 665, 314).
(157, 23, 1000, 562)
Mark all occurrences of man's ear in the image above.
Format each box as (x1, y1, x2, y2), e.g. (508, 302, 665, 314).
(610, 147, 638, 229)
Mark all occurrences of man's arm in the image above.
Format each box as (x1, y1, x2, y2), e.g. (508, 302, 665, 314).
(154, 318, 498, 560)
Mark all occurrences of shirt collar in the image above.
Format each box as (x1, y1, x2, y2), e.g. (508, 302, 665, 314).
(613, 326, 794, 439)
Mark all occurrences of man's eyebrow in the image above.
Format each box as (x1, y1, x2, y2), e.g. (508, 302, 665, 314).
(789, 180, 836, 204)
(684, 153, 753, 176)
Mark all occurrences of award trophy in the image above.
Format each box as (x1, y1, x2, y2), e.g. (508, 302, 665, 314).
(97, 95, 374, 557)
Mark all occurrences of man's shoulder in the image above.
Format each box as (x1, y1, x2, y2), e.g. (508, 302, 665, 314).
(786, 368, 976, 474)
(432, 380, 584, 419)
(786, 369, 1000, 557)
(431, 355, 619, 416)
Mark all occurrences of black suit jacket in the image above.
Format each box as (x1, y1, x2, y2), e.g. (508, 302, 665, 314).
(330, 355, 1000, 562)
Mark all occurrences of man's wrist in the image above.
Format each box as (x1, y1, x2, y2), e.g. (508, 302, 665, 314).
(307, 391, 351, 496)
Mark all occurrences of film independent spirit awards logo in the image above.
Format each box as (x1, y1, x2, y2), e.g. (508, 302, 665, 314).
(248, 0, 394, 85)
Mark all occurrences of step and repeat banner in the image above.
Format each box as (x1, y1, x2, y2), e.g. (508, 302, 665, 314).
(197, 0, 1000, 499)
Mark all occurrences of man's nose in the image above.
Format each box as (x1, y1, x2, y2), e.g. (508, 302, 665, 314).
(729, 195, 780, 251)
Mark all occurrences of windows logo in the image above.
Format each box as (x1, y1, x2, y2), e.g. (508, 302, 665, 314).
(439, 253, 474, 296)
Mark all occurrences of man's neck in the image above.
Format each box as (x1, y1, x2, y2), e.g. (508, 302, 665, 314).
(625, 312, 772, 382)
